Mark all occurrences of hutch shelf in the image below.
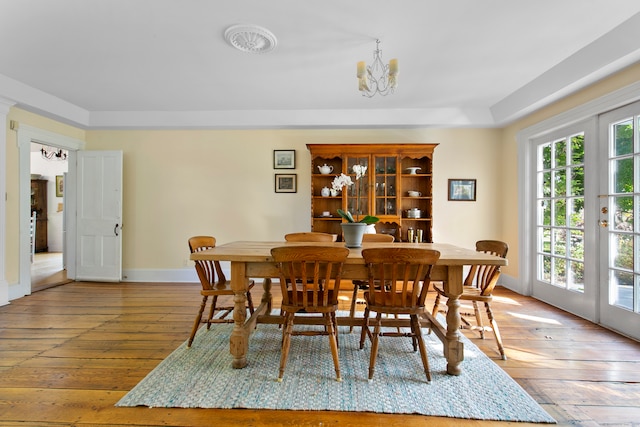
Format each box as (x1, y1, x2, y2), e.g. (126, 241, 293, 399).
(307, 144, 437, 242)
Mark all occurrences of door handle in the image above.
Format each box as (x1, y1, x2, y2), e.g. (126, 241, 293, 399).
(114, 223, 119, 236)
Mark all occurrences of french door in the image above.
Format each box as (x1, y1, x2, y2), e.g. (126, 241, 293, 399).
(598, 102, 640, 339)
(531, 104, 640, 340)
(531, 120, 598, 321)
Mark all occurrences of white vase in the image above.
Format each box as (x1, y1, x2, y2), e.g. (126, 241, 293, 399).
(341, 223, 367, 248)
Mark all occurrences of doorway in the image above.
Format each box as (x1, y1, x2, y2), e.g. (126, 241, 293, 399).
(30, 143, 69, 291)
(15, 124, 84, 300)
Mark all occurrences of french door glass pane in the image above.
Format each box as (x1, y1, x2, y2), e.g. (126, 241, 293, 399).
(346, 156, 369, 217)
(613, 158, 634, 193)
(569, 261, 584, 292)
(569, 198, 584, 227)
(610, 270, 633, 310)
(607, 116, 639, 312)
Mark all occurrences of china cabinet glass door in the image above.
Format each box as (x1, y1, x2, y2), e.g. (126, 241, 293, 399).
(345, 155, 370, 220)
(374, 156, 397, 216)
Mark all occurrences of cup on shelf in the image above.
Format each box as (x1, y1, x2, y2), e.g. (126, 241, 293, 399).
(407, 190, 422, 197)
(322, 211, 331, 217)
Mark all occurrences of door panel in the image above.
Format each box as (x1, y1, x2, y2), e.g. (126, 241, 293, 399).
(531, 120, 597, 321)
(76, 151, 123, 281)
(599, 103, 640, 340)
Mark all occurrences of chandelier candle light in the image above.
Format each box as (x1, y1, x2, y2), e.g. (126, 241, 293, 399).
(357, 39, 398, 97)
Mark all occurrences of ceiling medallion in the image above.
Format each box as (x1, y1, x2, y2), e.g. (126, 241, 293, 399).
(224, 24, 277, 54)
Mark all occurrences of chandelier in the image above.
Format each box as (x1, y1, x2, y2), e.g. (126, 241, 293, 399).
(357, 39, 398, 97)
(41, 146, 68, 161)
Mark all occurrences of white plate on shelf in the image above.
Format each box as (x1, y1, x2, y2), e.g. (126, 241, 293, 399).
(406, 167, 421, 174)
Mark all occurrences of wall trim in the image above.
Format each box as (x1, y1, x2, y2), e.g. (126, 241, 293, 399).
(0, 97, 16, 306)
(123, 268, 199, 283)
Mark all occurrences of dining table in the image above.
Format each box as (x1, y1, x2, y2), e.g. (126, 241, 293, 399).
(189, 240, 507, 375)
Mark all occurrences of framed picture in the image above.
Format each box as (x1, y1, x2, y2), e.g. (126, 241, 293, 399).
(55, 175, 64, 197)
(448, 179, 476, 201)
(275, 174, 297, 193)
(274, 149, 296, 169)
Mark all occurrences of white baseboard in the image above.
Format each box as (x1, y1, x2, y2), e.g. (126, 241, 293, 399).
(122, 268, 200, 283)
(497, 273, 525, 295)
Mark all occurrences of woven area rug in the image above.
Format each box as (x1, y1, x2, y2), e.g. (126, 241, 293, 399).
(117, 316, 555, 423)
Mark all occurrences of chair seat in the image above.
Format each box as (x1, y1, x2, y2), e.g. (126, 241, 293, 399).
(363, 291, 424, 315)
(281, 289, 338, 314)
(432, 282, 493, 302)
(201, 279, 255, 296)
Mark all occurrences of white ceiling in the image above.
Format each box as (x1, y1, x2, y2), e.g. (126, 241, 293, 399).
(1, 0, 640, 129)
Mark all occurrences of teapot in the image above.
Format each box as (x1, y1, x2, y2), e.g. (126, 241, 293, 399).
(317, 164, 334, 175)
(321, 187, 331, 197)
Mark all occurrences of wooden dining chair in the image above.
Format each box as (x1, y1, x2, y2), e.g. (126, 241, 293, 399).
(347, 233, 395, 332)
(279, 232, 339, 324)
(359, 247, 440, 382)
(187, 236, 255, 348)
(430, 240, 509, 359)
(284, 232, 338, 242)
(271, 245, 349, 382)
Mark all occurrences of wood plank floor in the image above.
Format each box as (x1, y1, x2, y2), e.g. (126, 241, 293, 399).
(0, 281, 639, 427)
(30, 252, 70, 292)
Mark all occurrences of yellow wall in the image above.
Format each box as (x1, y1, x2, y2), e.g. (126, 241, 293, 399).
(84, 128, 503, 273)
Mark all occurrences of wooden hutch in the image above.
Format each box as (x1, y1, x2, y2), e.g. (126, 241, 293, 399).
(307, 144, 437, 242)
(30, 178, 48, 252)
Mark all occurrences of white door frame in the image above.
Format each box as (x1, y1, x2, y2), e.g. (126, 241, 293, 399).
(14, 124, 84, 300)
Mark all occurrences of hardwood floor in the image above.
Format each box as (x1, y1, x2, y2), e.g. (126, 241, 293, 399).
(0, 281, 639, 427)
(31, 252, 71, 292)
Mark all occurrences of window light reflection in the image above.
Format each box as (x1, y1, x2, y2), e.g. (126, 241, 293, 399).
(508, 312, 562, 325)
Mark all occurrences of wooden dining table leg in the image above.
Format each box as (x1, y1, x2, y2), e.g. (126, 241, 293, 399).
(261, 278, 272, 313)
(444, 265, 465, 375)
(230, 261, 249, 369)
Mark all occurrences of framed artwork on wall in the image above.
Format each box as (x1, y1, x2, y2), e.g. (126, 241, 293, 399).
(275, 174, 297, 193)
(448, 179, 476, 201)
(274, 150, 296, 169)
(55, 175, 64, 197)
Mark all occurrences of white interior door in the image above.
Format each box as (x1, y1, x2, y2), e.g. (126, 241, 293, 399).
(76, 151, 123, 281)
(598, 102, 640, 340)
